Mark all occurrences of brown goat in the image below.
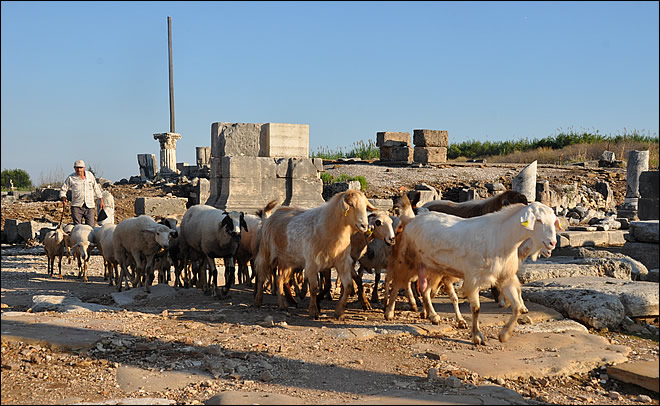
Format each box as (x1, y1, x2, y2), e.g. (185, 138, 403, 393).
(418, 189, 528, 217)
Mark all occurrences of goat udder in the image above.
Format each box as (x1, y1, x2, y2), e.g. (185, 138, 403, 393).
(417, 265, 428, 292)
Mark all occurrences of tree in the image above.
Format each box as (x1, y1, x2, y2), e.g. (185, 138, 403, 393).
(1, 168, 33, 190)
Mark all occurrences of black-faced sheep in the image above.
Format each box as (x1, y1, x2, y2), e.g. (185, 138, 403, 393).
(178, 206, 247, 298)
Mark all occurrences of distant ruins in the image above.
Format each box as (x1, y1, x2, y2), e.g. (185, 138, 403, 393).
(377, 129, 449, 164)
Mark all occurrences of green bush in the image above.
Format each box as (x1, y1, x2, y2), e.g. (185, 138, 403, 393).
(319, 173, 368, 191)
(1, 168, 33, 190)
(311, 139, 380, 160)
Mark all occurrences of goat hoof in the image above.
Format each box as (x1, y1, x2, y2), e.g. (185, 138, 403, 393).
(498, 331, 511, 343)
(521, 306, 529, 314)
(472, 332, 486, 345)
(457, 320, 468, 329)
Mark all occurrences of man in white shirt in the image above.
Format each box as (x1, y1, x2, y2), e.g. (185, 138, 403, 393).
(60, 160, 106, 226)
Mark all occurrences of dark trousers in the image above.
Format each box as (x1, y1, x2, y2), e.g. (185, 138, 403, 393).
(71, 205, 95, 226)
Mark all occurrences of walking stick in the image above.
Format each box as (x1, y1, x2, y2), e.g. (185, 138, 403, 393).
(59, 200, 65, 228)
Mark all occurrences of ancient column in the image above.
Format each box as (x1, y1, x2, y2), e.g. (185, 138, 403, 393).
(153, 132, 181, 174)
(512, 160, 537, 203)
(625, 150, 649, 198)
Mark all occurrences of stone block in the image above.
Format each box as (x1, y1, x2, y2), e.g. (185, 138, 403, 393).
(608, 360, 659, 393)
(261, 178, 288, 207)
(289, 158, 319, 179)
(382, 140, 408, 147)
(638, 198, 659, 221)
(287, 178, 324, 208)
(639, 171, 658, 198)
(368, 198, 393, 212)
(137, 153, 158, 180)
(134, 197, 188, 218)
(380, 146, 413, 162)
(191, 178, 211, 205)
(260, 123, 309, 158)
(459, 188, 480, 202)
(274, 158, 289, 178)
(312, 158, 324, 172)
(18, 221, 52, 242)
(38, 188, 61, 202)
(524, 276, 658, 322)
(376, 131, 410, 147)
(413, 129, 449, 147)
(629, 221, 659, 243)
(323, 181, 361, 200)
(259, 158, 277, 179)
(221, 155, 261, 179)
(556, 230, 627, 248)
(413, 146, 447, 164)
(196, 146, 211, 168)
(4, 219, 19, 244)
(519, 257, 633, 284)
(211, 122, 263, 158)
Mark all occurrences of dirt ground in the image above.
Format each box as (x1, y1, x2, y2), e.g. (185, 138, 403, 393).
(1, 162, 658, 405)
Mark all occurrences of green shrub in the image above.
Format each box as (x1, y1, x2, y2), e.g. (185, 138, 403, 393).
(319, 173, 368, 191)
(1, 168, 33, 190)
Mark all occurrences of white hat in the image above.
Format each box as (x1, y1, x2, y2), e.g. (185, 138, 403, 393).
(74, 160, 85, 168)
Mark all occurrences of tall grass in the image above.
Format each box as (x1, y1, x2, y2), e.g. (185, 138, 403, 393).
(311, 139, 379, 160)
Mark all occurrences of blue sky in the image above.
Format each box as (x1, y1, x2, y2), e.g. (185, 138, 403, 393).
(2, 1, 658, 182)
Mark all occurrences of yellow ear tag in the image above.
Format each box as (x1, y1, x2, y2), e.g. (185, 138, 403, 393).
(343, 207, 349, 216)
(366, 228, 373, 236)
(521, 219, 530, 228)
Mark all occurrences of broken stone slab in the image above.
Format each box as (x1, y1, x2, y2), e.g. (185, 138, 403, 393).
(206, 392, 304, 405)
(523, 277, 659, 328)
(556, 230, 627, 248)
(519, 256, 637, 283)
(415, 330, 629, 380)
(559, 247, 649, 280)
(111, 284, 181, 306)
(28, 295, 121, 313)
(514, 319, 589, 335)
(368, 198, 393, 212)
(115, 365, 212, 394)
(607, 359, 659, 393)
(343, 386, 528, 405)
(629, 220, 659, 243)
(4, 219, 19, 243)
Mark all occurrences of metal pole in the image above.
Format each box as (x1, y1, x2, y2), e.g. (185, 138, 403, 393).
(168, 16, 175, 133)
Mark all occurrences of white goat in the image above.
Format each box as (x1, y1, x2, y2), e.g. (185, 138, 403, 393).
(113, 215, 177, 292)
(178, 205, 247, 298)
(253, 190, 375, 319)
(384, 202, 560, 345)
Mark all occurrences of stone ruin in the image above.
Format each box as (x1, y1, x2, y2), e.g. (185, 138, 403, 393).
(207, 122, 324, 213)
(377, 129, 449, 164)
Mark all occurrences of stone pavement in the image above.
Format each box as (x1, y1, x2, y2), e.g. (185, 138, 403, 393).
(1, 290, 645, 405)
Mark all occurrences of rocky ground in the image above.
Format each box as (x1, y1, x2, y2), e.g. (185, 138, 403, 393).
(1, 161, 658, 405)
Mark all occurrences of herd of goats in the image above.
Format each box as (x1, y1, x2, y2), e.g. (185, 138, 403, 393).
(42, 188, 563, 346)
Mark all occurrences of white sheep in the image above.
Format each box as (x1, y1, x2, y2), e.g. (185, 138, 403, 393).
(43, 227, 70, 278)
(178, 205, 247, 298)
(253, 190, 375, 319)
(69, 224, 95, 282)
(384, 202, 561, 345)
(113, 215, 177, 292)
(97, 224, 119, 286)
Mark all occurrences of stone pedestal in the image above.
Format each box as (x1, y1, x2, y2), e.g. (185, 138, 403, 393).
(153, 132, 181, 174)
(208, 122, 323, 213)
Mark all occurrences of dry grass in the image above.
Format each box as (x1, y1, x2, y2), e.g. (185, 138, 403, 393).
(484, 141, 659, 168)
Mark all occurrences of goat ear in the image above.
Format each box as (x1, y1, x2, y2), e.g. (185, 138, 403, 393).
(520, 209, 536, 230)
(340, 193, 351, 216)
